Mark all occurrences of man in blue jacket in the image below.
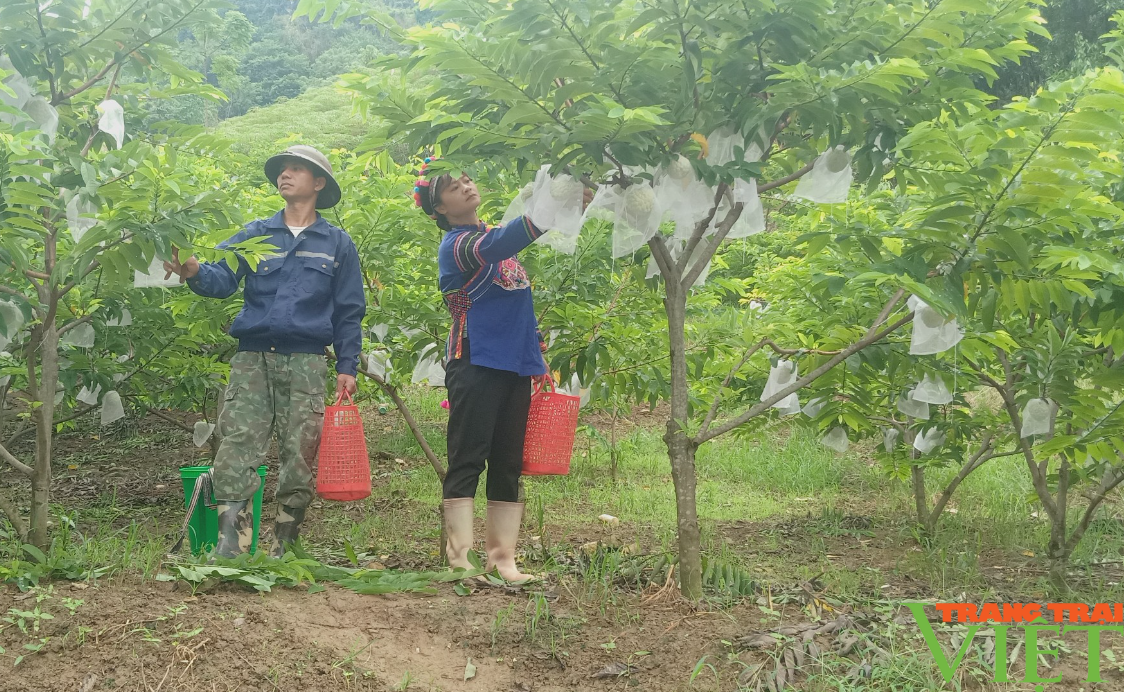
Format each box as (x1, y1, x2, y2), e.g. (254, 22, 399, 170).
(163, 145, 366, 558)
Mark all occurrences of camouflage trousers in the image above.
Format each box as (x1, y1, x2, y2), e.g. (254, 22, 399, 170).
(212, 351, 327, 508)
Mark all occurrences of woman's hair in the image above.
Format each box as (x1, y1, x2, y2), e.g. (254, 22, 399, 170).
(413, 158, 452, 232)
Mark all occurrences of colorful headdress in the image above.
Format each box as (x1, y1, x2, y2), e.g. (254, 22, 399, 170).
(413, 157, 439, 219)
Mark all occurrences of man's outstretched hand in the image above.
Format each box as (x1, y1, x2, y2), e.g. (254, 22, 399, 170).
(163, 247, 200, 283)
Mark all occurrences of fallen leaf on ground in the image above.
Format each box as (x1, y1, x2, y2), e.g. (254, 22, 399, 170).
(591, 662, 631, 678)
(464, 659, 477, 681)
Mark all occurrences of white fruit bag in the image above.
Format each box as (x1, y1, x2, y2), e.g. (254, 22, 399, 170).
(66, 191, 97, 243)
(913, 427, 946, 454)
(0, 300, 25, 351)
(912, 373, 952, 405)
(77, 384, 102, 406)
(908, 296, 964, 355)
(704, 125, 741, 167)
(427, 360, 446, 388)
(96, 98, 125, 149)
(106, 309, 131, 327)
(100, 390, 124, 426)
(897, 390, 930, 420)
(0, 56, 32, 123)
(559, 373, 591, 408)
(761, 359, 800, 412)
(134, 256, 183, 288)
(23, 96, 57, 144)
(61, 322, 95, 349)
(722, 179, 766, 239)
(883, 427, 900, 453)
(655, 156, 713, 241)
(523, 165, 584, 237)
(411, 345, 444, 386)
(802, 397, 826, 418)
(1020, 398, 1057, 438)
(365, 350, 389, 380)
(586, 182, 664, 258)
(821, 427, 849, 453)
(793, 146, 853, 204)
(370, 324, 389, 342)
(193, 421, 216, 447)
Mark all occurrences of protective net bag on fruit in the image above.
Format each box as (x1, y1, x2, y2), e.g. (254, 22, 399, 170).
(908, 296, 964, 355)
(897, 390, 930, 420)
(583, 181, 664, 258)
(793, 146, 853, 204)
(411, 345, 446, 387)
(100, 391, 124, 426)
(821, 427, 849, 453)
(135, 256, 183, 288)
(0, 300, 26, 351)
(24, 97, 58, 144)
(1020, 398, 1057, 438)
(66, 191, 97, 243)
(61, 322, 95, 348)
(913, 426, 946, 454)
(912, 373, 952, 405)
(96, 98, 125, 149)
(883, 427, 900, 453)
(761, 359, 800, 413)
(77, 383, 102, 406)
(653, 156, 713, 241)
(522, 164, 584, 234)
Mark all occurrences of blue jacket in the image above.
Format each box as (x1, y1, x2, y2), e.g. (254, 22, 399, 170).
(187, 210, 366, 377)
(438, 216, 546, 377)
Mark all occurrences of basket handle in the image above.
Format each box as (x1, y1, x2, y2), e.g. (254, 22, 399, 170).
(532, 374, 556, 395)
(335, 389, 355, 407)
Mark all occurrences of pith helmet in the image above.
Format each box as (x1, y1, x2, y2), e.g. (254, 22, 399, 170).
(264, 145, 342, 209)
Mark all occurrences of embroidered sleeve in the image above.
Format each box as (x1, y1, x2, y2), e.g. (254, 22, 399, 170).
(449, 216, 543, 273)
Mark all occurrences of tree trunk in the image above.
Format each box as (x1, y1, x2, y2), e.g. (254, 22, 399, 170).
(29, 322, 58, 549)
(911, 464, 933, 536)
(663, 285, 703, 600)
(1048, 458, 1070, 592)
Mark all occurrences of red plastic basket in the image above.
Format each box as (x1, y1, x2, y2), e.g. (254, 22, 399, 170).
(316, 391, 371, 501)
(522, 376, 580, 476)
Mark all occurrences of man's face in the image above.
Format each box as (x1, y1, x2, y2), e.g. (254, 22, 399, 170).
(277, 159, 326, 203)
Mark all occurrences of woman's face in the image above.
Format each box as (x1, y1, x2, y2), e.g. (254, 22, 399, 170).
(434, 173, 480, 218)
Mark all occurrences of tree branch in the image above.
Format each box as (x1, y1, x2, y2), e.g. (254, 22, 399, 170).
(56, 314, 94, 338)
(146, 408, 195, 434)
(53, 0, 209, 105)
(864, 288, 907, 338)
(929, 435, 998, 520)
(648, 234, 677, 281)
(758, 161, 816, 193)
(1066, 468, 1124, 554)
(698, 310, 915, 443)
(0, 487, 28, 542)
(678, 184, 727, 274)
(700, 338, 844, 435)
(683, 199, 744, 289)
(0, 441, 34, 477)
(0, 286, 43, 318)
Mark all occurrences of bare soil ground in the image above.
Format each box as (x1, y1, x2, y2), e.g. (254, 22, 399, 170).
(4, 412, 1124, 690)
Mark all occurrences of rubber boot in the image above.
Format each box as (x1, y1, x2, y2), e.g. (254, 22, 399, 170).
(485, 501, 537, 583)
(442, 497, 476, 571)
(269, 504, 306, 558)
(214, 499, 254, 559)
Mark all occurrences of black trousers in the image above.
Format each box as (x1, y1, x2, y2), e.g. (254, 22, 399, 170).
(443, 340, 531, 502)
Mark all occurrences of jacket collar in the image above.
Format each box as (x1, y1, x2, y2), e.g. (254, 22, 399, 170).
(264, 209, 330, 234)
(448, 222, 488, 234)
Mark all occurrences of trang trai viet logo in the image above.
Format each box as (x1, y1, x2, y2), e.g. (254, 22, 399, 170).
(905, 602, 1124, 690)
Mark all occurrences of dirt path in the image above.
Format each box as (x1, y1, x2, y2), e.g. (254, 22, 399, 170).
(0, 578, 758, 692)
